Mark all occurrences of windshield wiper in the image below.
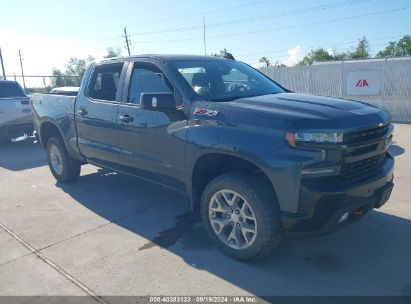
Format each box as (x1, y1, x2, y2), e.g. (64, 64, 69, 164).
(211, 96, 244, 102)
(210, 92, 283, 102)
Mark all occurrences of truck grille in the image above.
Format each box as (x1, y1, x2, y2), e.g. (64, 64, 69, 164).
(340, 153, 386, 181)
(344, 124, 389, 143)
(340, 123, 392, 182)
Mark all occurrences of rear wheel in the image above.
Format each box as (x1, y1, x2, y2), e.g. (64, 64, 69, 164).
(201, 171, 283, 261)
(46, 136, 81, 183)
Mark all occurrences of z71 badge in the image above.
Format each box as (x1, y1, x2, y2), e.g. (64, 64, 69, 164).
(193, 107, 219, 117)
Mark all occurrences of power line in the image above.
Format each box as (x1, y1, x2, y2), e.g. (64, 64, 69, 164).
(129, 0, 372, 37)
(62, 0, 372, 50)
(126, 0, 273, 28)
(60, 0, 274, 39)
(129, 6, 411, 44)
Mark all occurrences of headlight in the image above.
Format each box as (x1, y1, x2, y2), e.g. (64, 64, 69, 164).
(285, 131, 343, 147)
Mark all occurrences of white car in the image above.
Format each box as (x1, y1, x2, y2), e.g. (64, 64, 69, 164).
(0, 80, 33, 143)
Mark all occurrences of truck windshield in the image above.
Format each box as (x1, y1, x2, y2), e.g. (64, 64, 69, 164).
(169, 59, 285, 102)
(0, 82, 26, 98)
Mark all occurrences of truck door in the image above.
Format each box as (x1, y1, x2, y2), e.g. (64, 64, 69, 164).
(75, 62, 126, 168)
(116, 61, 187, 191)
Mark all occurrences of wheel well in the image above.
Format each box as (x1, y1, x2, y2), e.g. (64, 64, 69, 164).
(40, 122, 62, 147)
(191, 153, 275, 211)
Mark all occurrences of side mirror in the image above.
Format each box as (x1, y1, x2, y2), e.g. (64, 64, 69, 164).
(140, 92, 176, 111)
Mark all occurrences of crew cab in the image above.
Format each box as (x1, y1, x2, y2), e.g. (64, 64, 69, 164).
(0, 80, 32, 143)
(32, 55, 394, 260)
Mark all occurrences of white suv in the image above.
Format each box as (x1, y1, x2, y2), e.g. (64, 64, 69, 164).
(0, 80, 33, 144)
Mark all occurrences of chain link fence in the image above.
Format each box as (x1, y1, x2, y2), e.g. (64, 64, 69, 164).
(4, 75, 81, 94)
(260, 57, 411, 123)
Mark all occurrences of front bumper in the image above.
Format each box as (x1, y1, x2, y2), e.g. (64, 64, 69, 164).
(282, 153, 394, 236)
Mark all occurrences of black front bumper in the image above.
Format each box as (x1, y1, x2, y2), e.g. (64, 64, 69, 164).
(282, 153, 394, 236)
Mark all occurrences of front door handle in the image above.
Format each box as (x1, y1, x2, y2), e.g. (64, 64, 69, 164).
(119, 114, 133, 123)
(77, 107, 88, 116)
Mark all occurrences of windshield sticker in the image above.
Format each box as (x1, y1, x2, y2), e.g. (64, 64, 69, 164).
(193, 108, 218, 117)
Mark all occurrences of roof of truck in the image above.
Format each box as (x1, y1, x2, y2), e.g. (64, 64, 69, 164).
(99, 54, 233, 63)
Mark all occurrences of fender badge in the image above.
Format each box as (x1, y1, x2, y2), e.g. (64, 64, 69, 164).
(193, 107, 218, 117)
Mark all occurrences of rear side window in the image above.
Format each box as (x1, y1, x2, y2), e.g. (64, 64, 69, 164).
(0, 82, 26, 98)
(128, 63, 173, 104)
(87, 63, 123, 101)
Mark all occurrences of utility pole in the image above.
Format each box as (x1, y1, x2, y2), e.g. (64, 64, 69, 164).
(18, 49, 26, 90)
(123, 27, 131, 56)
(203, 17, 207, 56)
(0, 47, 6, 80)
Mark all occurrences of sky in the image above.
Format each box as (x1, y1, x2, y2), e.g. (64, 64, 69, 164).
(0, 0, 410, 87)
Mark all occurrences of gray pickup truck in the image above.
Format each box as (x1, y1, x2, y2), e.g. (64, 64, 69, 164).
(32, 55, 394, 260)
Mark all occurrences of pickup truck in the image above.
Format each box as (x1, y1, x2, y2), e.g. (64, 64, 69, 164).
(32, 55, 394, 260)
(0, 80, 32, 143)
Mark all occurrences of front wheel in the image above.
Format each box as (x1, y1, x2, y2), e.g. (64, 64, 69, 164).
(201, 172, 283, 261)
(46, 136, 81, 183)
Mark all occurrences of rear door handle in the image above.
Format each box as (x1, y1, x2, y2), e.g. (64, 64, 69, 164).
(119, 114, 133, 123)
(77, 107, 88, 116)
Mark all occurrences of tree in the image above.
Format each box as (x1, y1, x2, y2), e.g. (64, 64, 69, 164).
(50, 45, 121, 88)
(333, 51, 349, 61)
(259, 56, 271, 67)
(377, 35, 411, 57)
(212, 48, 229, 57)
(64, 58, 88, 86)
(104, 47, 122, 58)
(51, 56, 94, 87)
(297, 48, 334, 65)
(348, 36, 369, 59)
(51, 68, 65, 87)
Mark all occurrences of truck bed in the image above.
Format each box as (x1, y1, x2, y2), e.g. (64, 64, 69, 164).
(32, 93, 77, 122)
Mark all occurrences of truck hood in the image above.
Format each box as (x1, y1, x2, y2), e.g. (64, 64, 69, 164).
(222, 93, 389, 130)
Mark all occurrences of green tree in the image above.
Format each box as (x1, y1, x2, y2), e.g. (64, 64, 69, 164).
(259, 56, 271, 67)
(104, 47, 122, 58)
(51, 55, 96, 87)
(51, 68, 65, 87)
(64, 58, 88, 86)
(348, 36, 369, 59)
(212, 48, 229, 57)
(377, 35, 411, 57)
(297, 48, 334, 65)
(333, 51, 349, 61)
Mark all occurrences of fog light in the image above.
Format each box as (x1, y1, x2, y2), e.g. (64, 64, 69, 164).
(302, 166, 340, 177)
(338, 212, 349, 223)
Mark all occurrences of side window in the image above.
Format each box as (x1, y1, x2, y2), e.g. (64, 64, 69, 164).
(128, 63, 172, 104)
(87, 63, 123, 101)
